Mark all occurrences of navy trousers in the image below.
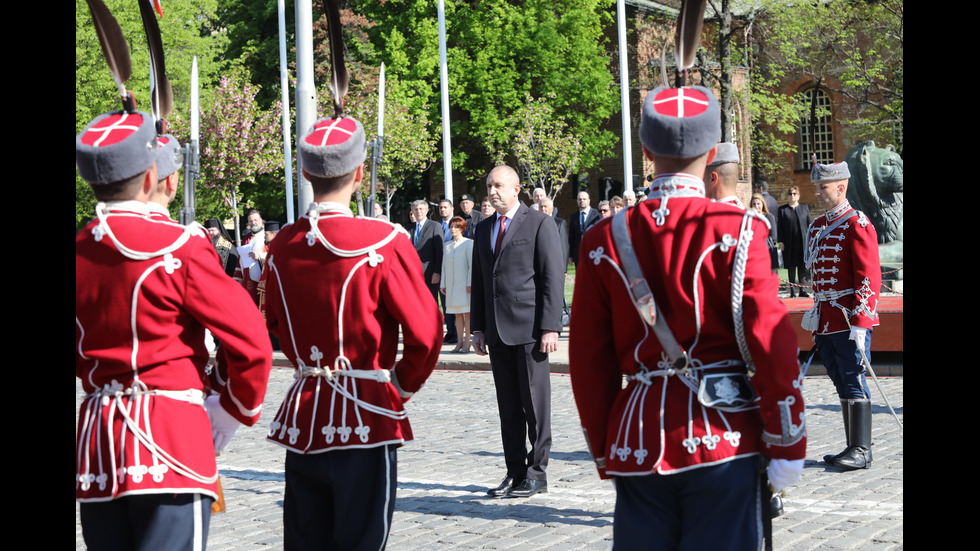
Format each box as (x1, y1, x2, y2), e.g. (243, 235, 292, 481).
(612, 456, 764, 551)
(80, 492, 213, 551)
(283, 445, 397, 551)
(816, 331, 872, 400)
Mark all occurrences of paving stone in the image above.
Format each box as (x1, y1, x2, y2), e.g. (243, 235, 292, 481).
(76, 348, 902, 550)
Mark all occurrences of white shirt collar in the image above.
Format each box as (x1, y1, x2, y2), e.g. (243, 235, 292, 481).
(498, 201, 521, 221)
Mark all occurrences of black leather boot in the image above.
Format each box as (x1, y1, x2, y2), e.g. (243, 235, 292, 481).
(823, 401, 849, 464)
(833, 400, 872, 470)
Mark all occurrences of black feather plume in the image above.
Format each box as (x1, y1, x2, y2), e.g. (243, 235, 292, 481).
(85, 0, 132, 105)
(675, 0, 707, 87)
(324, 0, 349, 117)
(138, 0, 173, 128)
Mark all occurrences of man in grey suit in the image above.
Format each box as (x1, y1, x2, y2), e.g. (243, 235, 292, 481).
(471, 165, 564, 499)
(540, 197, 569, 274)
(411, 199, 444, 304)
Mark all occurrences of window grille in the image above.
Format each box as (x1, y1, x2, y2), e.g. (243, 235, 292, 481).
(797, 88, 833, 169)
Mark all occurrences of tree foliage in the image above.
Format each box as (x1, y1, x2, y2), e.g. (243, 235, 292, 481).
(750, 0, 904, 171)
(76, 0, 230, 229)
(492, 94, 582, 200)
(355, 0, 619, 189)
(340, 75, 439, 209)
(169, 68, 284, 225)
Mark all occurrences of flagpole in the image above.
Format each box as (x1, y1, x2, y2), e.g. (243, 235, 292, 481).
(278, 0, 295, 223)
(437, 0, 453, 203)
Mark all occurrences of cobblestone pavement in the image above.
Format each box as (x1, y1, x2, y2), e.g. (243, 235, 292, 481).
(76, 347, 903, 550)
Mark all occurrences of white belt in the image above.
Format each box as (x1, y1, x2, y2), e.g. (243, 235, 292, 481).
(296, 366, 392, 383)
(813, 288, 854, 302)
(89, 385, 206, 407)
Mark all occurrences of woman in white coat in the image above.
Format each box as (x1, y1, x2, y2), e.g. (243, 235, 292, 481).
(441, 216, 474, 352)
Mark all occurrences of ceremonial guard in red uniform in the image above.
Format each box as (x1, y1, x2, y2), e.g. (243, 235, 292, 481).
(262, 114, 442, 550)
(146, 133, 182, 221)
(76, 110, 273, 549)
(804, 160, 881, 470)
(704, 141, 744, 208)
(569, 84, 806, 550)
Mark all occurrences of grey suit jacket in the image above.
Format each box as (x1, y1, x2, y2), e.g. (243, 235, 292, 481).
(471, 203, 564, 347)
(413, 218, 444, 285)
(554, 217, 570, 274)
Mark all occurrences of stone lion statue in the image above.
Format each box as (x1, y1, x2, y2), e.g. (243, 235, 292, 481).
(844, 141, 903, 264)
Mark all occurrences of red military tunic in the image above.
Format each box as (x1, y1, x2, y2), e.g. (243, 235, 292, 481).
(569, 174, 806, 479)
(76, 201, 272, 502)
(262, 203, 442, 454)
(804, 200, 881, 335)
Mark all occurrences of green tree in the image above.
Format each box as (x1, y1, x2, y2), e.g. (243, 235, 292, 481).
(76, 0, 229, 230)
(749, 0, 904, 171)
(341, 74, 439, 214)
(492, 94, 582, 201)
(356, 0, 619, 189)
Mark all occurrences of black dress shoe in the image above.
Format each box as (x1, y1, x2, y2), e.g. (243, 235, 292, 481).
(506, 479, 547, 498)
(487, 476, 517, 497)
(444, 335, 458, 344)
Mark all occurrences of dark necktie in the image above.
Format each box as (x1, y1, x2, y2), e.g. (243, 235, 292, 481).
(494, 216, 508, 258)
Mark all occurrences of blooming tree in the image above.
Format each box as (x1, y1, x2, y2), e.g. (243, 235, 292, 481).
(169, 69, 283, 233)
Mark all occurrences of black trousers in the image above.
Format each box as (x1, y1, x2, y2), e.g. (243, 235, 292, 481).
(284, 446, 397, 551)
(80, 493, 213, 551)
(489, 341, 552, 481)
(441, 291, 457, 339)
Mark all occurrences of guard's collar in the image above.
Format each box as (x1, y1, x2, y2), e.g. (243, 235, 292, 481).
(826, 200, 851, 222)
(101, 200, 150, 215)
(308, 201, 354, 217)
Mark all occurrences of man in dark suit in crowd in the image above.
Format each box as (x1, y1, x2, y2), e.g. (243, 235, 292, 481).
(437, 198, 458, 344)
(754, 179, 780, 216)
(568, 190, 600, 267)
(471, 165, 565, 499)
(459, 193, 483, 238)
(411, 199, 444, 304)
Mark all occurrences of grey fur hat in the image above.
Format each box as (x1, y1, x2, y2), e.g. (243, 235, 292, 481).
(155, 134, 183, 179)
(810, 160, 850, 182)
(639, 86, 720, 159)
(76, 111, 157, 185)
(299, 116, 367, 178)
(706, 142, 739, 167)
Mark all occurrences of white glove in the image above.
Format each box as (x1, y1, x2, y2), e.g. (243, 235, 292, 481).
(767, 459, 804, 491)
(205, 394, 240, 453)
(849, 326, 869, 352)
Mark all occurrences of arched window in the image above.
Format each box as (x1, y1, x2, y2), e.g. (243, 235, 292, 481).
(796, 87, 834, 170)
